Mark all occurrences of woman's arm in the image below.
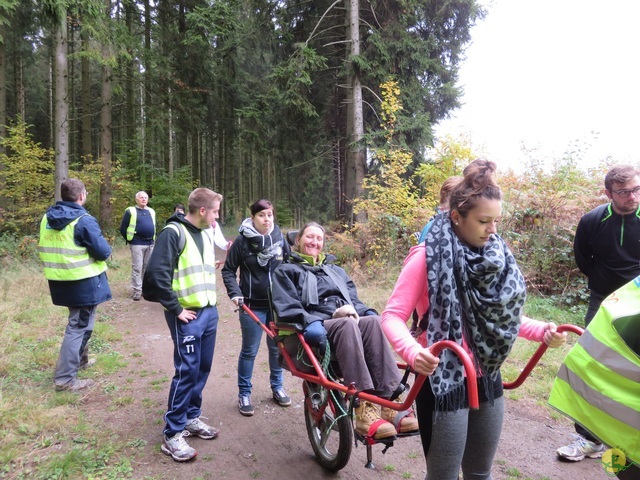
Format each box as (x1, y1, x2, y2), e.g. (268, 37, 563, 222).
(519, 315, 567, 347)
(381, 245, 431, 369)
(221, 239, 243, 303)
(213, 224, 230, 250)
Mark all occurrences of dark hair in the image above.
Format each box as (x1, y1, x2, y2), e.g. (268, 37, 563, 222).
(61, 178, 85, 202)
(295, 222, 325, 247)
(250, 199, 273, 216)
(174, 203, 185, 212)
(188, 188, 222, 214)
(449, 159, 501, 218)
(605, 165, 639, 191)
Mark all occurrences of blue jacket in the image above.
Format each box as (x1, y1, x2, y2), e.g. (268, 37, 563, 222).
(43, 201, 112, 307)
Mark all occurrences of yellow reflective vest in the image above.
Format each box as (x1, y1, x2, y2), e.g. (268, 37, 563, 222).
(125, 206, 156, 242)
(38, 215, 107, 281)
(168, 223, 216, 309)
(549, 276, 640, 463)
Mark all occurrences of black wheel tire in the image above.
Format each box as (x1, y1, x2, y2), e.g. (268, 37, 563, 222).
(303, 381, 353, 471)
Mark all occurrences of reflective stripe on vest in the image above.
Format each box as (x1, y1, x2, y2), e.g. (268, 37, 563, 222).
(171, 223, 216, 309)
(125, 206, 156, 242)
(38, 215, 108, 281)
(549, 277, 640, 463)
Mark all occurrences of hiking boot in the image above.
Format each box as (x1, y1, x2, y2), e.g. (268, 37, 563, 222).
(133, 293, 141, 301)
(239, 395, 254, 416)
(184, 417, 219, 440)
(55, 378, 95, 392)
(556, 434, 606, 461)
(161, 432, 197, 462)
(354, 400, 396, 440)
(381, 398, 419, 434)
(272, 388, 292, 407)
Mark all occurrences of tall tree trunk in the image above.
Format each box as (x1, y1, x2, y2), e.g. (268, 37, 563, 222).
(15, 51, 25, 119)
(54, 12, 69, 201)
(99, 61, 113, 228)
(80, 32, 92, 159)
(0, 24, 6, 156)
(143, 0, 151, 167)
(125, 0, 136, 152)
(345, 0, 366, 224)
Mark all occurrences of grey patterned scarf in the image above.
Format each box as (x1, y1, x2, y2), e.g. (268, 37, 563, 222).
(419, 213, 526, 407)
(239, 218, 284, 267)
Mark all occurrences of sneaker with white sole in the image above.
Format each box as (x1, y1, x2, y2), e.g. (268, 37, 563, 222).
(239, 395, 254, 416)
(184, 417, 219, 439)
(55, 378, 95, 392)
(161, 432, 197, 462)
(272, 388, 292, 407)
(556, 434, 606, 461)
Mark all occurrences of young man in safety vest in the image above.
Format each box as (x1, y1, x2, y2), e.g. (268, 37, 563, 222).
(38, 178, 112, 392)
(558, 165, 640, 461)
(142, 188, 222, 462)
(119, 190, 156, 301)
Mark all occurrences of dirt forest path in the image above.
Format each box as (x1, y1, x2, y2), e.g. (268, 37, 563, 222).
(90, 264, 609, 480)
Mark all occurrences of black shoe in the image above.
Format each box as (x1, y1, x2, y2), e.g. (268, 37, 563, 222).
(239, 395, 254, 416)
(272, 388, 291, 407)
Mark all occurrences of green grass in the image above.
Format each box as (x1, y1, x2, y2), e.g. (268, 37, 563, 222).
(0, 247, 135, 479)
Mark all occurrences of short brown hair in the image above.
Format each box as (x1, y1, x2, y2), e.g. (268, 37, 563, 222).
(604, 165, 640, 191)
(188, 188, 222, 213)
(295, 222, 325, 248)
(61, 178, 85, 202)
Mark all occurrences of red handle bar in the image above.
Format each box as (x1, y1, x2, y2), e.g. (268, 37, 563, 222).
(502, 323, 584, 390)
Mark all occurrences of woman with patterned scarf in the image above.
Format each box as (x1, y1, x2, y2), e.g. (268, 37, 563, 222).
(382, 160, 567, 480)
(221, 199, 292, 417)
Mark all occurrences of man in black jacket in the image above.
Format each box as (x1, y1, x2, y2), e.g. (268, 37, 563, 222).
(558, 165, 640, 461)
(143, 188, 222, 462)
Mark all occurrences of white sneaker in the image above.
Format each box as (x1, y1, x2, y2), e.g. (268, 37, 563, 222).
(184, 417, 219, 439)
(161, 432, 197, 462)
(556, 434, 606, 461)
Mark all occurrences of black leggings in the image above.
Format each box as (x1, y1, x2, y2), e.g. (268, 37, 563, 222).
(415, 375, 504, 480)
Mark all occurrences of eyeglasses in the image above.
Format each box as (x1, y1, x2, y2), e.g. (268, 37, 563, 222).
(611, 186, 640, 198)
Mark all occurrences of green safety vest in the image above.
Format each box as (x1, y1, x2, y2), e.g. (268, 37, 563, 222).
(168, 223, 217, 309)
(125, 206, 156, 242)
(549, 277, 640, 463)
(38, 215, 108, 281)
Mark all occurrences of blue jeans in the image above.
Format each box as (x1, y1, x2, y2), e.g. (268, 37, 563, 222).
(238, 308, 283, 397)
(164, 305, 219, 437)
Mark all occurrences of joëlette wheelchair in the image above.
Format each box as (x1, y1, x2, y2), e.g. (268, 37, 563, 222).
(238, 229, 584, 471)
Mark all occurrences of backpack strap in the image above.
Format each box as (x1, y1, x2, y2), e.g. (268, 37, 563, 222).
(163, 223, 186, 260)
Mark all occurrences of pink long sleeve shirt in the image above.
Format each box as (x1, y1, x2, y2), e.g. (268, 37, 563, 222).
(381, 244, 547, 370)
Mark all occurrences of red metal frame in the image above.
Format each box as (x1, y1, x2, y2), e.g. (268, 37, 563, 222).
(241, 303, 480, 411)
(502, 323, 584, 389)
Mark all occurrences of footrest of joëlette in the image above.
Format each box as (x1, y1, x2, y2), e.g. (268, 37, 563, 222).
(354, 432, 397, 470)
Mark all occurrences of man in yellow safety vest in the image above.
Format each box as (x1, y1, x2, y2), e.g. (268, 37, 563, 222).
(119, 190, 156, 301)
(142, 187, 222, 462)
(38, 178, 112, 392)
